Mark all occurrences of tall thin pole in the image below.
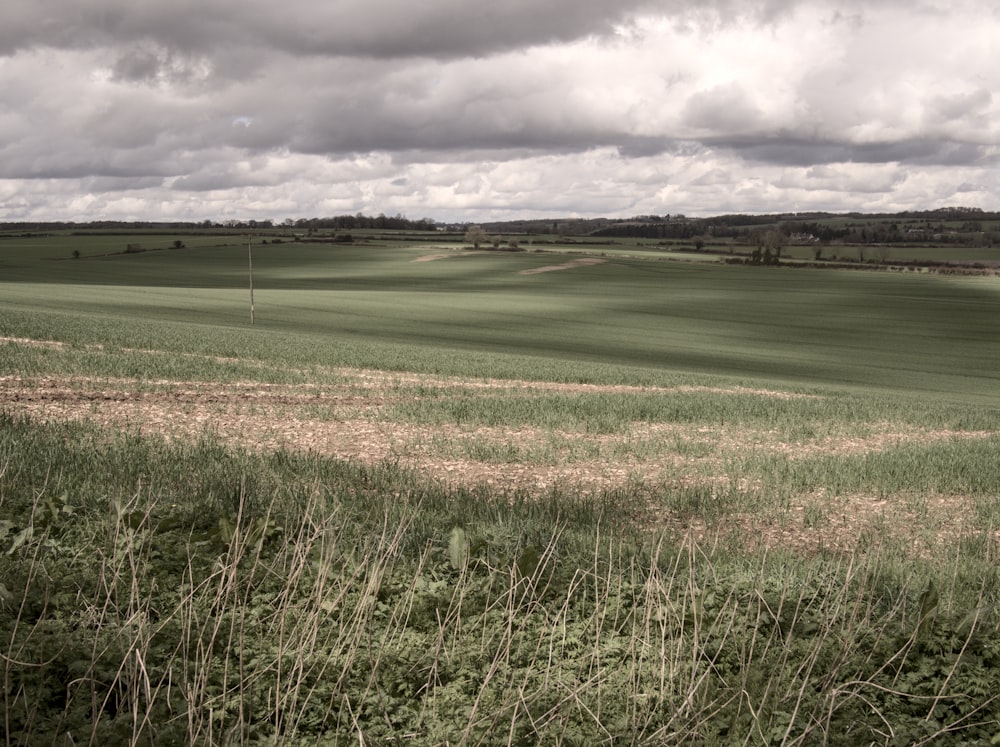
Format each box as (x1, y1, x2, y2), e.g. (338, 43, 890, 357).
(247, 234, 255, 325)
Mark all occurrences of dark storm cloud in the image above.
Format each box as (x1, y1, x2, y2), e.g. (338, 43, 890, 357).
(108, 45, 214, 86)
(110, 47, 162, 83)
(83, 175, 166, 191)
(2, 0, 883, 63)
(616, 137, 677, 159)
(708, 137, 995, 169)
(851, 140, 992, 167)
(1, 145, 179, 180)
(0, 0, 650, 60)
(287, 115, 608, 159)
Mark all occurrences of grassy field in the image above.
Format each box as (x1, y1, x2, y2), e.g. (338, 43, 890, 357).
(3, 238, 999, 400)
(2, 234, 1000, 744)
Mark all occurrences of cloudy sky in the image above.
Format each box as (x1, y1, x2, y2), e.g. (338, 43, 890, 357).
(1, 0, 997, 223)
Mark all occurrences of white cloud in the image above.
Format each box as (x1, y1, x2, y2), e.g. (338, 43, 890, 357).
(0, 0, 997, 221)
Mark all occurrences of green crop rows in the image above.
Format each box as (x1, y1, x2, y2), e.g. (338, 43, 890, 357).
(3, 237, 999, 400)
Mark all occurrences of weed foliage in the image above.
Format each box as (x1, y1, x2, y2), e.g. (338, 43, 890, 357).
(3, 415, 1000, 744)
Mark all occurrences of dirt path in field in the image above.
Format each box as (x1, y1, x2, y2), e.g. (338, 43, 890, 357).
(412, 250, 487, 262)
(2, 337, 996, 555)
(409, 252, 607, 273)
(519, 257, 606, 274)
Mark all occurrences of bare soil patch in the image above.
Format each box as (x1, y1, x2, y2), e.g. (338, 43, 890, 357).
(411, 250, 487, 262)
(663, 490, 991, 559)
(1, 374, 985, 479)
(0, 336, 67, 350)
(3, 339, 994, 555)
(519, 257, 606, 274)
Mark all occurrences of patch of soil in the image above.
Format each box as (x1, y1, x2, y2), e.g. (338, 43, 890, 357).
(2, 372, 987, 479)
(519, 258, 606, 274)
(411, 250, 488, 262)
(3, 339, 995, 556)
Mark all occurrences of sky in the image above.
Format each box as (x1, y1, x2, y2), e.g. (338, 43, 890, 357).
(1, 0, 997, 223)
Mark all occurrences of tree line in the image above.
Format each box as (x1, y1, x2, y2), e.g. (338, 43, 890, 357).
(0, 213, 440, 234)
(3, 207, 996, 243)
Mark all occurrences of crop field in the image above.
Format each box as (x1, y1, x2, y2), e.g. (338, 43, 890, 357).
(2, 233, 1000, 744)
(3, 236, 1000, 398)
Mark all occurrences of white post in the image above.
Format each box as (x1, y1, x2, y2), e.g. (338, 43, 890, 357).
(248, 234, 255, 325)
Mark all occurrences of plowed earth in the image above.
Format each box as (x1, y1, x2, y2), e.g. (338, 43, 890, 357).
(1, 339, 995, 555)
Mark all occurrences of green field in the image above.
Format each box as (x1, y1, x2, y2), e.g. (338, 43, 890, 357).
(2, 233, 1000, 744)
(3, 237, 999, 401)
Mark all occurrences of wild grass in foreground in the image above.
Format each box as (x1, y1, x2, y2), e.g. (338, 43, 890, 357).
(3, 415, 1000, 745)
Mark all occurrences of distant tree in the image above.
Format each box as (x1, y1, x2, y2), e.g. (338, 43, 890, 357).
(464, 225, 489, 249)
(72, 249, 80, 259)
(172, 240, 185, 249)
(750, 228, 785, 265)
(763, 229, 785, 260)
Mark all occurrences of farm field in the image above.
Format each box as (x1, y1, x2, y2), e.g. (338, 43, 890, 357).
(2, 233, 1000, 743)
(3, 236, 1000, 400)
